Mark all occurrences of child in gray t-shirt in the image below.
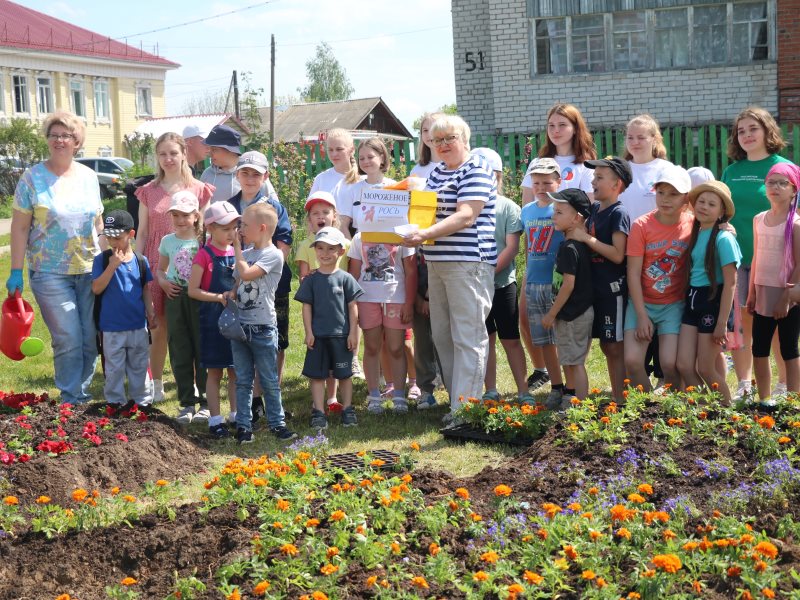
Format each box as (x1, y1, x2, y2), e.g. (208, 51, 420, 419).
(295, 227, 363, 430)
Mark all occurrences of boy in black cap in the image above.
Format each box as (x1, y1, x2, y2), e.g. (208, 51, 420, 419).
(541, 189, 594, 407)
(574, 156, 632, 401)
(91, 210, 157, 412)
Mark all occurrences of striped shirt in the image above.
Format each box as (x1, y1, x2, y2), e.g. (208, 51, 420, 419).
(422, 155, 497, 264)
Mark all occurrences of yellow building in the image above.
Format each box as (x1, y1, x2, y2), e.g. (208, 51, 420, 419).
(0, 0, 178, 157)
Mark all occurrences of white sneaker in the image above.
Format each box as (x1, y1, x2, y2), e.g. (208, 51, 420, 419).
(352, 357, 365, 380)
(366, 395, 384, 414)
(733, 380, 752, 401)
(772, 382, 787, 396)
(152, 379, 165, 403)
(176, 406, 195, 424)
(193, 408, 211, 422)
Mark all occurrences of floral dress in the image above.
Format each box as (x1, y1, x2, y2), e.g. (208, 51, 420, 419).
(135, 180, 213, 315)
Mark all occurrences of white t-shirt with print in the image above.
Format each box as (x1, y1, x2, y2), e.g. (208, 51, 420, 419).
(344, 177, 397, 225)
(522, 154, 594, 194)
(618, 158, 673, 223)
(347, 233, 415, 304)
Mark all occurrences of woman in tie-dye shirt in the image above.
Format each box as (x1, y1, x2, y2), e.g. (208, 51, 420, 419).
(7, 111, 105, 404)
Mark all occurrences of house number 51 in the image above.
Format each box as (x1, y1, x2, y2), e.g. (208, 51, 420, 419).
(465, 51, 486, 72)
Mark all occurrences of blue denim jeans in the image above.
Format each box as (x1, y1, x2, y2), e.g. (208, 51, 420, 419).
(29, 271, 98, 404)
(230, 324, 286, 431)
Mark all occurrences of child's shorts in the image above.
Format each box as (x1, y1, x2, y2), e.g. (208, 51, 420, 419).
(358, 302, 407, 330)
(302, 337, 353, 380)
(486, 282, 520, 340)
(526, 282, 556, 346)
(275, 293, 290, 351)
(555, 307, 594, 366)
(682, 286, 731, 334)
(624, 300, 684, 336)
(198, 301, 234, 369)
(592, 285, 626, 342)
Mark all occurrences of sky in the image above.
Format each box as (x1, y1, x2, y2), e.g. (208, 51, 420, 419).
(17, 0, 457, 132)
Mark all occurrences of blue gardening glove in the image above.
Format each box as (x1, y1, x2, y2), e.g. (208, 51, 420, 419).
(6, 269, 23, 295)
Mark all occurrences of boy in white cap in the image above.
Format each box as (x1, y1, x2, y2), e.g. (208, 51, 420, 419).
(295, 227, 364, 430)
(182, 124, 209, 176)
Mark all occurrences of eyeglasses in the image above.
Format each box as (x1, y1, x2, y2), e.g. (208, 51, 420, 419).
(431, 135, 460, 147)
(47, 133, 75, 141)
(766, 179, 793, 190)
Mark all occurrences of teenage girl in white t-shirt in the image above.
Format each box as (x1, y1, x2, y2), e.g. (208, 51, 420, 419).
(519, 103, 597, 390)
(410, 112, 445, 181)
(310, 128, 362, 237)
(619, 114, 674, 223)
(343, 137, 396, 228)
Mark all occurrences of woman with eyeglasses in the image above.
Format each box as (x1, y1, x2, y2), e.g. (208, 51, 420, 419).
(721, 106, 794, 402)
(402, 114, 497, 422)
(6, 110, 106, 404)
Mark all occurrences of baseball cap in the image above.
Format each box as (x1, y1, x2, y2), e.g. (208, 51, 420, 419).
(585, 156, 633, 188)
(203, 124, 241, 154)
(312, 226, 346, 248)
(236, 150, 269, 174)
(100, 210, 135, 237)
(204, 201, 240, 225)
(547, 188, 592, 219)
(687, 166, 715, 188)
(169, 190, 199, 213)
(182, 124, 208, 140)
(471, 147, 502, 172)
(304, 191, 337, 212)
(654, 165, 692, 194)
(689, 180, 735, 221)
(528, 157, 560, 176)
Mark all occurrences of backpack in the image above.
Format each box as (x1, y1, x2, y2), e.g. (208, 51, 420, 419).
(93, 249, 149, 355)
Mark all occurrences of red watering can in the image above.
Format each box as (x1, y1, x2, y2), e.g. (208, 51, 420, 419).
(1, 291, 44, 361)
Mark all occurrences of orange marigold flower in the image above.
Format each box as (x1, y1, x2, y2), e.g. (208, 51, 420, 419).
(778, 436, 792, 444)
(642, 422, 654, 430)
(120, 577, 137, 586)
(568, 502, 582, 512)
(123, 495, 136, 503)
(455, 487, 470, 500)
(508, 583, 524, 598)
(757, 415, 775, 429)
(366, 575, 378, 587)
(306, 518, 320, 527)
(55, 595, 71, 600)
(637, 483, 653, 495)
(470, 512, 483, 522)
(473, 571, 489, 582)
(411, 576, 429, 589)
(600, 416, 611, 424)
(754, 560, 768, 572)
(692, 580, 703, 594)
(652, 553, 682, 573)
(628, 493, 646, 504)
(542, 502, 562, 518)
(71, 489, 88, 502)
(370, 459, 385, 467)
(226, 591, 241, 600)
(563, 545, 578, 560)
(111, 486, 121, 495)
(663, 529, 677, 540)
(536, 528, 548, 540)
(610, 504, 635, 522)
(740, 533, 755, 544)
(35, 496, 50, 504)
(582, 570, 596, 580)
(494, 484, 512, 497)
(571, 397, 582, 405)
(253, 580, 271, 596)
(280, 543, 299, 556)
(330, 510, 346, 522)
(429, 542, 441, 556)
(588, 486, 599, 495)
(480, 550, 500, 563)
(754, 541, 778, 559)
(762, 588, 776, 598)
(616, 527, 632, 539)
(642, 569, 656, 578)
(3, 496, 18, 506)
(524, 571, 544, 585)
(276, 498, 290, 511)
(391, 542, 401, 554)
(683, 542, 699, 552)
(742, 593, 753, 600)
(311, 593, 329, 600)
(320, 563, 338, 576)
(627, 593, 642, 599)
(272, 521, 283, 529)
(410, 441, 421, 451)
(155, 479, 168, 486)
(327, 546, 339, 558)
(590, 530, 603, 541)
(727, 565, 742, 577)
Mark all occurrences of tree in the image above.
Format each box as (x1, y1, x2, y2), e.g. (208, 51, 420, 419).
(298, 42, 354, 103)
(180, 89, 228, 116)
(412, 103, 458, 132)
(0, 119, 48, 167)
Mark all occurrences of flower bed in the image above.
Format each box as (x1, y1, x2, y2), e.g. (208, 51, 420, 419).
(0, 388, 799, 599)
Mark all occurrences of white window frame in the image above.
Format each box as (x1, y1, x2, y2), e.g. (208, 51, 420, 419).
(93, 79, 110, 122)
(69, 77, 86, 118)
(12, 73, 30, 115)
(0, 73, 6, 115)
(135, 83, 152, 117)
(36, 74, 54, 115)
(98, 145, 113, 158)
(530, 0, 774, 77)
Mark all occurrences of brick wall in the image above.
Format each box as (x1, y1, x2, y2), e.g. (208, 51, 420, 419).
(453, 0, 780, 133)
(777, 0, 800, 122)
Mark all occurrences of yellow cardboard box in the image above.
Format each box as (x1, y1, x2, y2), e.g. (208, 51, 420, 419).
(360, 190, 438, 244)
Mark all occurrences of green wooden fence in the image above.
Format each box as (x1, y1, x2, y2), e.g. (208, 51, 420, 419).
(267, 124, 800, 190)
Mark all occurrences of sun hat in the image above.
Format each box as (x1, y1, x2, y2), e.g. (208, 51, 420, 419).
(182, 124, 208, 140)
(528, 157, 560, 176)
(100, 210, 135, 237)
(169, 190, 199, 213)
(471, 147, 502, 172)
(203, 124, 241, 155)
(312, 226, 346, 248)
(654, 165, 692, 194)
(304, 191, 337, 212)
(204, 201, 240, 225)
(236, 151, 269, 174)
(547, 188, 592, 219)
(687, 166, 715, 188)
(688, 181, 735, 221)
(585, 156, 633, 188)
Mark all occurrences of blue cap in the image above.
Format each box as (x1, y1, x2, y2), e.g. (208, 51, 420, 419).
(203, 124, 241, 154)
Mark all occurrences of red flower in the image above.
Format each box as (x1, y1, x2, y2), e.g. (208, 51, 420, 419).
(136, 411, 148, 422)
(18, 454, 30, 462)
(115, 433, 129, 442)
(0, 451, 16, 464)
(98, 417, 110, 427)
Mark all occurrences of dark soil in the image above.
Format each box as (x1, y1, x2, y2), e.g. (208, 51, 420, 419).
(1, 401, 799, 599)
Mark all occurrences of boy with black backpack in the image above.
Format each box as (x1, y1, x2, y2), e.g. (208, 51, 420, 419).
(91, 210, 157, 412)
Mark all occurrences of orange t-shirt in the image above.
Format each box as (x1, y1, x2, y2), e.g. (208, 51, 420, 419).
(627, 210, 693, 305)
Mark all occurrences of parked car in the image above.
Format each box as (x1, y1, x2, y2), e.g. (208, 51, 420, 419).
(76, 156, 134, 199)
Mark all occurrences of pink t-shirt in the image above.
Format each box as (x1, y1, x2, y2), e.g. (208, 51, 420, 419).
(627, 210, 693, 305)
(753, 210, 800, 316)
(192, 243, 235, 291)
